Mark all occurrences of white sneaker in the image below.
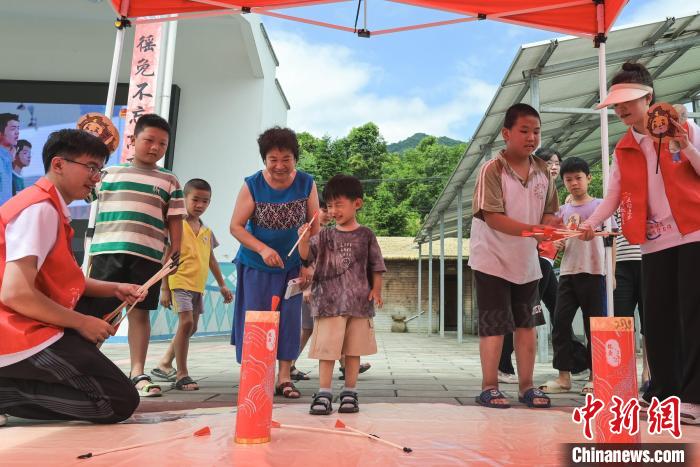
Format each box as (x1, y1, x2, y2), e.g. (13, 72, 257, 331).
(0, 414, 7, 427)
(498, 371, 518, 384)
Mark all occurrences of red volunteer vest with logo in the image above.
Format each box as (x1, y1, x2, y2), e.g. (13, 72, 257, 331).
(0, 177, 85, 362)
(615, 125, 700, 244)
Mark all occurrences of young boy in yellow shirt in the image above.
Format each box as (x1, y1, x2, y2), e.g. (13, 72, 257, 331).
(152, 178, 233, 390)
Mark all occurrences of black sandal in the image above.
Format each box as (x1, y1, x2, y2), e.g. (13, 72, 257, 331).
(290, 366, 310, 381)
(275, 381, 301, 399)
(173, 375, 199, 391)
(309, 392, 333, 415)
(338, 390, 359, 413)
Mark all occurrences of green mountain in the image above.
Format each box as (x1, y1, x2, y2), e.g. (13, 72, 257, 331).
(387, 133, 465, 153)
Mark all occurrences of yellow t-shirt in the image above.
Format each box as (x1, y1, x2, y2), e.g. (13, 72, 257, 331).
(168, 220, 216, 293)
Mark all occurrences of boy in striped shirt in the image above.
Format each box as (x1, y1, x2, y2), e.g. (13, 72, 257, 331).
(78, 114, 185, 397)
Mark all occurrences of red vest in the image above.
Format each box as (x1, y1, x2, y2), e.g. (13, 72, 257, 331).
(615, 126, 700, 244)
(0, 178, 85, 363)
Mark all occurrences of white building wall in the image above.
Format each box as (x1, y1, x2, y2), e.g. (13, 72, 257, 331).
(0, 2, 289, 261)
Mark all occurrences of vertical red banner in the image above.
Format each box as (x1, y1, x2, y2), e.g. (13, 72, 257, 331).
(235, 311, 280, 444)
(120, 22, 163, 162)
(591, 317, 641, 443)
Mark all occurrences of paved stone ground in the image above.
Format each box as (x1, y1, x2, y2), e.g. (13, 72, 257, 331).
(102, 332, 646, 412)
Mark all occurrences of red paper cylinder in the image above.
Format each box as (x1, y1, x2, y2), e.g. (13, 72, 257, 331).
(234, 310, 280, 444)
(591, 317, 641, 443)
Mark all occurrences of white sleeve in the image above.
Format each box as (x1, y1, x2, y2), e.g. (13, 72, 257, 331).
(6, 201, 59, 269)
(582, 156, 621, 229)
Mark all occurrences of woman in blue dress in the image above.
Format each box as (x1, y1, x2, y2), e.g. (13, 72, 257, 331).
(230, 127, 319, 398)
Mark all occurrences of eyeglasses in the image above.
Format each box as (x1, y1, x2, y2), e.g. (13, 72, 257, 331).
(60, 158, 106, 178)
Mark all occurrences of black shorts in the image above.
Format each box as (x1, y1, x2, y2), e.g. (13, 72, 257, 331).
(474, 271, 543, 337)
(75, 253, 163, 317)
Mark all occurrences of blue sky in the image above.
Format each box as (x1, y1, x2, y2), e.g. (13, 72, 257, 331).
(261, 0, 698, 142)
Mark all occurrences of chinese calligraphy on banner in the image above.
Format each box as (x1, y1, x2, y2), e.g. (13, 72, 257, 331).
(120, 22, 163, 162)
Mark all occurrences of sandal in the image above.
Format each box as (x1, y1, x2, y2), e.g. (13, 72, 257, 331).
(173, 376, 199, 391)
(580, 381, 594, 396)
(151, 367, 177, 382)
(519, 388, 551, 408)
(680, 403, 700, 425)
(309, 392, 333, 415)
(275, 381, 301, 399)
(338, 363, 371, 380)
(475, 388, 510, 409)
(338, 390, 360, 414)
(131, 374, 162, 397)
(538, 379, 572, 394)
(290, 366, 310, 381)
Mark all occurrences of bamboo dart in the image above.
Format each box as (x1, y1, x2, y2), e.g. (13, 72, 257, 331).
(103, 253, 180, 323)
(334, 419, 413, 453)
(77, 426, 210, 459)
(271, 420, 366, 438)
(287, 211, 319, 258)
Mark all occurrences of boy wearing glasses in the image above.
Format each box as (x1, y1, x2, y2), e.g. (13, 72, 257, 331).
(0, 129, 144, 426)
(77, 114, 185, 397)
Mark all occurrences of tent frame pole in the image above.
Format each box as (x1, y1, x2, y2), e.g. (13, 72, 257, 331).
(596, 2, 615, 318)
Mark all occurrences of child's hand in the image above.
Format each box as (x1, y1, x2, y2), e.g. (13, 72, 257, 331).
(553, 239, 566, 251)
(303, 289, 312, 303)
(77, 315, 115, 344)
(368, 289, 383, 308)
(220, 286, 233, 304)
(160, 288, 172, 309)
(115, 283, 146, 305)
(299, 266, 313, 289)
(297, 223, 311, 242)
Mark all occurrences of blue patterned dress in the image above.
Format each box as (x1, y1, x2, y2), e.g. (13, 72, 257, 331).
(231, 170, 313, 363)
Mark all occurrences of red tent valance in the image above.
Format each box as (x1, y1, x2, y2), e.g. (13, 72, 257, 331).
(112, 0, 628, 37)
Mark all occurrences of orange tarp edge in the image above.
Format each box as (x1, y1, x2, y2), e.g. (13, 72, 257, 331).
(112, 0, 628, 37)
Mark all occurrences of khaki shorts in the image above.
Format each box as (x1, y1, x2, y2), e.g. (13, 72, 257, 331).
(308, 316, 377, 361)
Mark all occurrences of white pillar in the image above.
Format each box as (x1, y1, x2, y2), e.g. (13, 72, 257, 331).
(439, 214, 445, 338)
(457, 186, 463, 344)
(597, 34, 615, 317)
(417, 243, 422, 332)
(428, 231, 433, 336)
(159, 20, 178, 120)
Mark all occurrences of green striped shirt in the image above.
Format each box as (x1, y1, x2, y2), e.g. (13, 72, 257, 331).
(89, 163, 186, 262)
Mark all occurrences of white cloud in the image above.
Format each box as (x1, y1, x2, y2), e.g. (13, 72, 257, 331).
(620, 0, 699, 26)
(271, 31, 497, 142)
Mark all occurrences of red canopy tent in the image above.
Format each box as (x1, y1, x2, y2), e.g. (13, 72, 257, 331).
(104, 0, 629, 315)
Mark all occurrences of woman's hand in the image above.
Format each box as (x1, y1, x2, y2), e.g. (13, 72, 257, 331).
(260, 245, 284, 269)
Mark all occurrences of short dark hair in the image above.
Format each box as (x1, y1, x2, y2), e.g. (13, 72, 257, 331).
(184, 178, 212, 195)
(534, 147, 560, 162)
(0, 113, 19, 133)
(319, 199, 327, 210)
(134, 113, 171, 138)
(611, 62, 654, 96)
(42, 129, 110, 172)
(257, 127, 299, 162)
(322, 174, 363, 201)
(503, 103, 540, 129)
(560, 156, 590, 178)
(16, 139, 32, 152)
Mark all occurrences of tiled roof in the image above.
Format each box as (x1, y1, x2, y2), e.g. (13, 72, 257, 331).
(376, 236, 469, 260)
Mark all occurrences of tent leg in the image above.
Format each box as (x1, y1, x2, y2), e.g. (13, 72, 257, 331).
(160, 20, 178, 121)
(597, 39, 615, 318)
(83, 24, 127, 274)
